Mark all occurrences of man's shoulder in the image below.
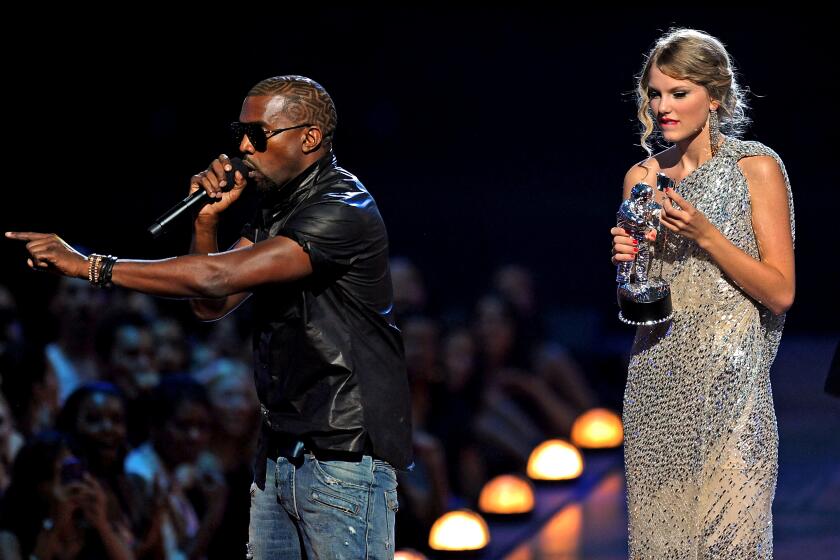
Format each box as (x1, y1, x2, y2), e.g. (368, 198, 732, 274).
(318, 164, 366, 193)
(308, 166, 379, 215)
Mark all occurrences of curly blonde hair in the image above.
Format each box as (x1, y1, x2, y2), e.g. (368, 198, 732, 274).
(636, 29, 749, 155)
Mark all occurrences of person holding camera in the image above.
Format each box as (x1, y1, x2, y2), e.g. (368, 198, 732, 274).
(0, 431, 134, 560)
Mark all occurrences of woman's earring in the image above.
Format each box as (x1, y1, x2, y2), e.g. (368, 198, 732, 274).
(709, 108, 721, 156)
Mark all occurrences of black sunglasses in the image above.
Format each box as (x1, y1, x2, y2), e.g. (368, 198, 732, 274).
(230, 122, 312, 152)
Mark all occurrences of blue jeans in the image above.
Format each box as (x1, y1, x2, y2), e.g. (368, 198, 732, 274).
(247, 453, 399, 559)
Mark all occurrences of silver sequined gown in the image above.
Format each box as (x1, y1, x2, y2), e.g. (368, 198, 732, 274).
(623, 138, 795, 559)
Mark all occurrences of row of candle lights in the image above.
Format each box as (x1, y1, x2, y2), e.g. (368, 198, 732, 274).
(396, 408, 624, 558)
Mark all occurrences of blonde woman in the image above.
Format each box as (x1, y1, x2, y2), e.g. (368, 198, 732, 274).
(611, 29, 795, 558)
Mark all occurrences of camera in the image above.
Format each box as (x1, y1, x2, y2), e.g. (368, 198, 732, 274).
(59, 457, 86, 485)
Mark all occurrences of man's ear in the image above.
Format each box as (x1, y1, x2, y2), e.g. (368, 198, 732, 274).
(301, 126, 323, 154)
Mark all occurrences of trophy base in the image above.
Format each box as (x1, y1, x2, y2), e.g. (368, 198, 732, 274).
(617, 279, 673, 326)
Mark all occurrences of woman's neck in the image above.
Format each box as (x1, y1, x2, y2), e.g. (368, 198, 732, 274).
(673, 128, 715, 174)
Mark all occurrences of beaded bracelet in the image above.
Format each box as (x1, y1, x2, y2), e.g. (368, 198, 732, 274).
(87, 254, 102, 285)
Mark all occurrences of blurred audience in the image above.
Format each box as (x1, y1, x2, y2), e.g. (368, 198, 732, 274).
(0, 285, 25, 374)
(124, 375, 225, 560)
(152, 317, 190, 376)
(95, 312, 160, 447)
(391, 257, 429, 319)
(0, 431, 133, 560)
(58, 382, 163, 558)
(0, 394, 24, 494)
(44, 278, 106, 404)
(0, 259, 609, 557)
(2, 347, 60, 438)
(196, 358, 258, 560)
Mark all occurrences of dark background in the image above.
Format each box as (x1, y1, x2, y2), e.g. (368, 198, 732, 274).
(2, 8, 835, 344)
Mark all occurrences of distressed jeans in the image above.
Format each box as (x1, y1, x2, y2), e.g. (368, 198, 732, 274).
(247, 453, 399, 559)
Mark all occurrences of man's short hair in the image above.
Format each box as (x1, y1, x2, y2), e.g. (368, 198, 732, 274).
(248, 75, 337, 144)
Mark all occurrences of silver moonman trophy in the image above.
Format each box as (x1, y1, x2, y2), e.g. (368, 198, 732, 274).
(615, 175, 673, 325)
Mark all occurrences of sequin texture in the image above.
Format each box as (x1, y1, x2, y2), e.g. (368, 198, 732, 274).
(623, 138, 795, 559)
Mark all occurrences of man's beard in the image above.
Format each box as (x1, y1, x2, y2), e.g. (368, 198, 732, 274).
(253, 174, 279, 193)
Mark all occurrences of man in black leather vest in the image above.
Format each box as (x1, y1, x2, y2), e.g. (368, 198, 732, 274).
(8, 75, 412, 559)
